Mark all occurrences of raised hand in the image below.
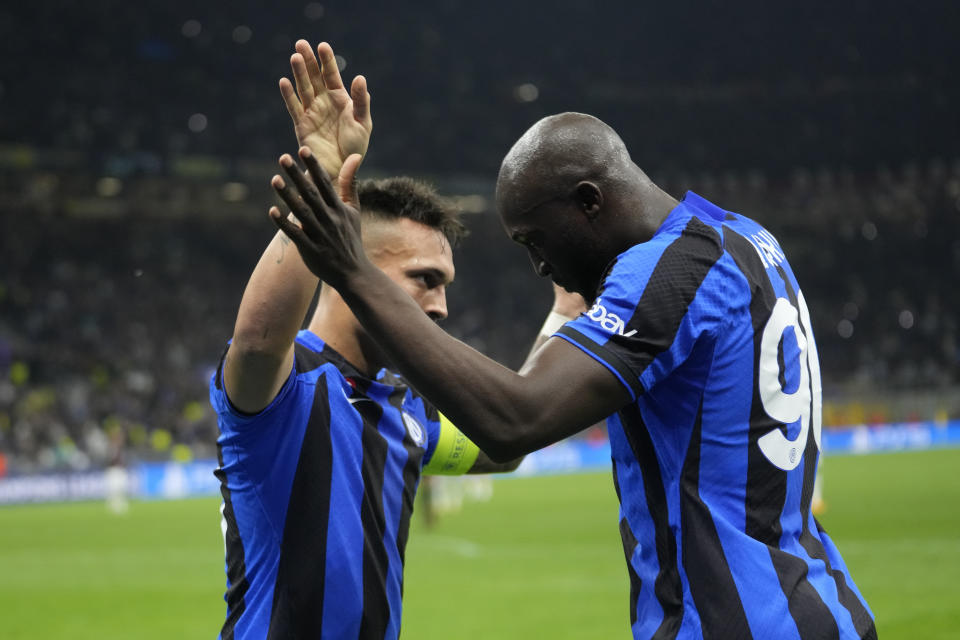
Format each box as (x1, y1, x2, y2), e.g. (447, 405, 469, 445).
(280, 41, 372, 178)
(268, 147, 369, 288)
(551, 283, 589, 317)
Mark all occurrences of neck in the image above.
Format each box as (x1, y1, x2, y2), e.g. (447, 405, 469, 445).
(306, 291, 385, 378)
(618, 175, 679, 246)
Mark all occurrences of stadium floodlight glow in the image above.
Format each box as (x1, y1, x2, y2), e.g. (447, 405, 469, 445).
(188, 113, 208, 133)
(181, 19, 201, 38)
(513, 83, 539, 103)
(304, 2, 325, 20)
(232, 26, 252, 44)
(222, 182, 250, 202)
(96, 177, 122, 198)
(837, 319, 854, 339)
(898, 310, 915, 330)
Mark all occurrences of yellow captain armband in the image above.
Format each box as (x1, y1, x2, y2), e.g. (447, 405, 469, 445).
(422, 413, 480, 476)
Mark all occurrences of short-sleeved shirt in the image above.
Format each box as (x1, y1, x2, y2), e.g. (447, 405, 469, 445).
(210, 330, 476, 640)
(555, 192, 875, 639)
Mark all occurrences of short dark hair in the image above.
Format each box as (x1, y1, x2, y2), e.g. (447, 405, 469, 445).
(358, 177, 468, 247)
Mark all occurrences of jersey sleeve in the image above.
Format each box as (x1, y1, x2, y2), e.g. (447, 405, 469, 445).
(554, 227, 725, 399)
(422, 413, 480, 475)
(208, 344, 299, 429)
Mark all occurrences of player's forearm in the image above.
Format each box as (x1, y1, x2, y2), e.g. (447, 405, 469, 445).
(231, 230, 318, 357)
(469, 450, 524, 473)
(340, 266, 569, 461)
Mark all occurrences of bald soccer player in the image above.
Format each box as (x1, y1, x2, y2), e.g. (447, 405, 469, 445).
(270, 111, 876, 639)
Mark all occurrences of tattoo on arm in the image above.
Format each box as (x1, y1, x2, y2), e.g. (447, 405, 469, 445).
(276, 235, 292, 264)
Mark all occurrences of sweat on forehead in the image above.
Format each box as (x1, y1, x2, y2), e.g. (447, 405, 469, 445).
(497, 112, 629, 208)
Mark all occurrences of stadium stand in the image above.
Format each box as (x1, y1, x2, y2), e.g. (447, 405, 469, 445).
(1, 1, 958, 473)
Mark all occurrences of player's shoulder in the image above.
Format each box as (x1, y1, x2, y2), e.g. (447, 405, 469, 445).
(293, 330, 355, 381)
(377, 369, 440, 420)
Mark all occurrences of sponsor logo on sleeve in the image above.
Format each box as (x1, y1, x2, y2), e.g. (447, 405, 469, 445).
(586, 300, 637, 337)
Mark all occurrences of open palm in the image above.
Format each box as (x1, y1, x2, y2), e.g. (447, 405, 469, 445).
(280, 41, 372, 178)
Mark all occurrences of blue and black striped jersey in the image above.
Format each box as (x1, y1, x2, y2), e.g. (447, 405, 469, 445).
(210, 330, 445, 640)
(555, 192, 875, 639)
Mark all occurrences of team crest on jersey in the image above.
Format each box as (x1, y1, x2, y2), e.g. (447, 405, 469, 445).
(401, 412, 427, 447)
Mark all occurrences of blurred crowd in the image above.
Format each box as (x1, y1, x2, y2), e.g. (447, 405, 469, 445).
(1, 158, 958, 475)
(1, 2, 957, 176)
(1, 1, 958, 473)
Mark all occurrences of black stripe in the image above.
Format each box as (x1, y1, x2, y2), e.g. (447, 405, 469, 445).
(618, 514, 642, 627)
(612, 458, 623, 504)
(618, 404, 683, 639)
(215, 446, 248, 640)
(810, 519, 878, 640)
(555, 324, 641, 392)
(768, 549, 839, 639)
(214, 345, 229, 391)
(777, 333, 787, 390)
(386, 388, 424, 581)
(267, 373, 334, 639)
(799, 428, 818, 526)
(680, 398, 753, 640)
(356, 394, 392, 639)
(296, 342, 337, 374)
(618, 216, 724, 378)
(800, 443, 876, 637)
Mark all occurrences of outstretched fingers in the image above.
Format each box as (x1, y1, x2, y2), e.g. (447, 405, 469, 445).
(350, 75, 371, 126)
(316, 42, 345, 91)
(279, 77, 304, 122)
(295, 39, 324, 93)
(268, 204, 310, 246)
(296, 147, 343, 209)
(290, 53, 316, 107)
(338, 154, 363, 208)
(271, 172, 321, 237)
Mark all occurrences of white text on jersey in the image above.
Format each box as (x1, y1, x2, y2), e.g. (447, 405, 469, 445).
(587, 301, 638, 338)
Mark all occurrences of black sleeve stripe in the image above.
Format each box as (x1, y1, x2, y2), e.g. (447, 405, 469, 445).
(555, 325, 643, 396)
(620, 217, 724, 378)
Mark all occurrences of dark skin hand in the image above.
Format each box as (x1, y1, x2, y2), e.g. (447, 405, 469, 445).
(271, 147, 631, 462)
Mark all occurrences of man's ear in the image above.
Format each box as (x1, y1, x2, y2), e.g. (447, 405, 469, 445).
(574, 181, 603, 220)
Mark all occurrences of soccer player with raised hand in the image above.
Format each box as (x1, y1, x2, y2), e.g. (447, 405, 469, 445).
(211, 40, 562, 640)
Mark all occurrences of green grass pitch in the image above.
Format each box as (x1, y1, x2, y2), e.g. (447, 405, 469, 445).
(0, 447, 957, 639)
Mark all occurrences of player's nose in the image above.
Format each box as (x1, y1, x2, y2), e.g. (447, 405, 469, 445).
(424, 287, 448, 322)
